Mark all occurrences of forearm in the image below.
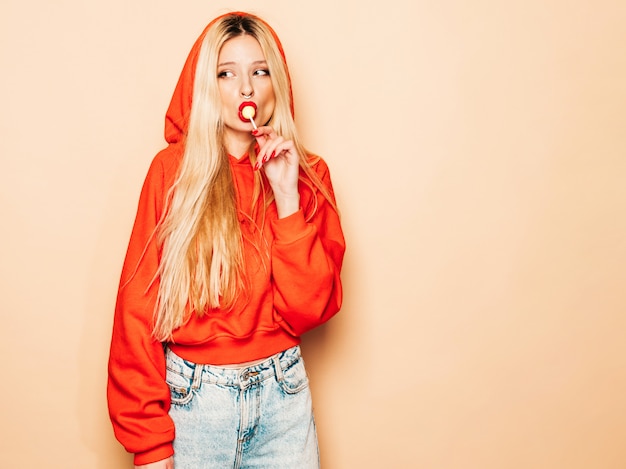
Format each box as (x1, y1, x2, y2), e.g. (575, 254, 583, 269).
(274, 192, 300, 218)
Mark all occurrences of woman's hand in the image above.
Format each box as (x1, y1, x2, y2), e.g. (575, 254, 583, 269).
(252, 126, 300, 218)
(135, 456, 174, 469)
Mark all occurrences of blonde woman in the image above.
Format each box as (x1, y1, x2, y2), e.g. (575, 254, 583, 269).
(107, 11, 345, 469)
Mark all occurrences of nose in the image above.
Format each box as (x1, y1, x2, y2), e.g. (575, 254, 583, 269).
(240, 77, 254, 99)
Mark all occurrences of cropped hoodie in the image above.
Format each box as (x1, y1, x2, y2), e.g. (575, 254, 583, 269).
(107, 13, 345, 466)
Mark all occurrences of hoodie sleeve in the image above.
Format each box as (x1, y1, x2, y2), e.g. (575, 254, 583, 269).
(107, 152, 177, 466)
(270, 158, 346, 336)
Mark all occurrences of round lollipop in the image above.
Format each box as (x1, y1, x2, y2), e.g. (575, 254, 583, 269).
(238, 102, 257, 129)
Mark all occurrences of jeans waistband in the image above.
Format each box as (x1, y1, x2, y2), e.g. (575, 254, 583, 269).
(165, 345, 301, 389)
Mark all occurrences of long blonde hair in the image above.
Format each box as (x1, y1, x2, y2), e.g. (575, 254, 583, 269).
(152, 13, 335, 341)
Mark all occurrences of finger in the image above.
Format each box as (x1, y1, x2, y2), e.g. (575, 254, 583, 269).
(259, 136, 285, 164)
(254, 145, 280, 171)
(252, 126, 276, 140)
(268, 141, 297, 164)
(252, 132, 267, 147)
(254, 147, 277, 171)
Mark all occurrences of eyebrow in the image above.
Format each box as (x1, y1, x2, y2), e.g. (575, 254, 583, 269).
(217, 60, 268, 67)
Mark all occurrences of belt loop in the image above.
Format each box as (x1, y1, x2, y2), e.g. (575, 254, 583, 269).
(272, 354, 284, 382)
(191, 362, 203, 390)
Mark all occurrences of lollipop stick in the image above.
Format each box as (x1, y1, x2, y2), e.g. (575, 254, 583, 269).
(249, 116, 257, 130)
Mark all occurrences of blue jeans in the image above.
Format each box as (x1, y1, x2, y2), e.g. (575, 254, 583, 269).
(165, 345, 320, 468)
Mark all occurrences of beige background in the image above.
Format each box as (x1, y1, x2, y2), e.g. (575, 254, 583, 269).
(2, 0, 625, 468)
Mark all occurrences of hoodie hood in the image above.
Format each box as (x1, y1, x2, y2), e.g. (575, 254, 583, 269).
(164, 12, 294, 144)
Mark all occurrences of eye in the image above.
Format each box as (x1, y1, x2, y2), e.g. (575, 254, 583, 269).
(218, 70, 234, 78)
(253, 69, 270, 77)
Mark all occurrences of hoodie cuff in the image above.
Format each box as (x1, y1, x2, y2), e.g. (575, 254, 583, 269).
(134, 442, 174, 466)
(270, 209, 311, 244)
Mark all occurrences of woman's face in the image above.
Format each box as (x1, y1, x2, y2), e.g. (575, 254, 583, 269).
(217, 34, 276, 144)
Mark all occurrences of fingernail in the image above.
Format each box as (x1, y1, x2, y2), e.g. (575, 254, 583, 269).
(251, 129, 258, 135)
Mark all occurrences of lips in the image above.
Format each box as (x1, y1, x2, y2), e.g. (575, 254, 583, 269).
(238, 101, 257, 123)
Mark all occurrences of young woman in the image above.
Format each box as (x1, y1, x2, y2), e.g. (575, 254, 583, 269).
(107, 11, 345, 469)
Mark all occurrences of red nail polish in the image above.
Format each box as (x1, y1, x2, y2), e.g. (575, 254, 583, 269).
(270, 151, 275, 159)
(251, 129, 258, 135)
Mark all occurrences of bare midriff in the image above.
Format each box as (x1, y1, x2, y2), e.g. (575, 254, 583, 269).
(216, 356, 271, 369)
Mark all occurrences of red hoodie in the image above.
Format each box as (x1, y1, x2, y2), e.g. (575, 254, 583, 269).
(107, 13, 345, 466)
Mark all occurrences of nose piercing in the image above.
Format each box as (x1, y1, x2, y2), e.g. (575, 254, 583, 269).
(242, 92, 253, 99)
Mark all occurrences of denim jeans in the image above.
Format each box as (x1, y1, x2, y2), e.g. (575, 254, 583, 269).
(165, 345, 320, 468)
